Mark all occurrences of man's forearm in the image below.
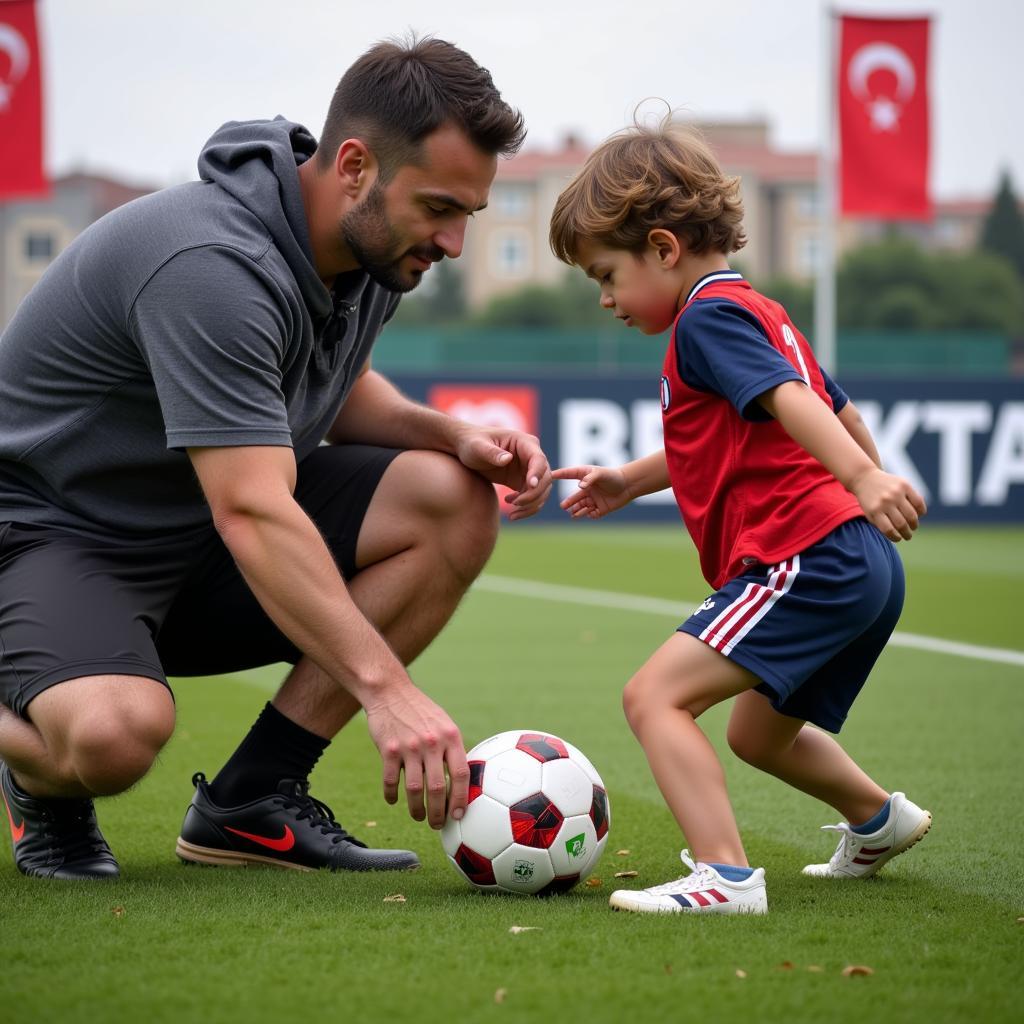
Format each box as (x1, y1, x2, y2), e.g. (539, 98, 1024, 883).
(327, 368, 462, 452)
(214, 488, 408, 708)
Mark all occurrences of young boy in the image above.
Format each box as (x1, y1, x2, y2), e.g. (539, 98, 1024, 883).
(548, 118, 931, 915)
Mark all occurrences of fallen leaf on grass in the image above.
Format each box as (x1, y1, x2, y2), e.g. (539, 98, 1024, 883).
(806, 965, 824, 973)
(615, 849, 631, 857)
(735, 969, 747, 979)
(614, 871, 639, 879)
(841, 965, 875, 977)
(111, 906, 125, 918)
(508, 926, 541, 934)
(584, 877, 603, 888)
(494, 988, 508, 1004)
(663, 963, 672, 975)
(777, 961, 795, 970)
(382, 893, 406, 903)
(364, 821, 377, 828)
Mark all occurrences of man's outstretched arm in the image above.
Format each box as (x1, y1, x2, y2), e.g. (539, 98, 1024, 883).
(188, 443, 469, 828)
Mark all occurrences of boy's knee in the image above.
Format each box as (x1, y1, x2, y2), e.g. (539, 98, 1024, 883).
(622, 673, 653, 735)
(65, 689, 175, 795)
(726, 721, 774, 769)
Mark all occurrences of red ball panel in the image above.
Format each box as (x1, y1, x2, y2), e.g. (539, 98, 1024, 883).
(509, 792, 564, 849)
(516, 733, 570, 762)
(454, 843, 496, 886)
(590, 786, 609, 841)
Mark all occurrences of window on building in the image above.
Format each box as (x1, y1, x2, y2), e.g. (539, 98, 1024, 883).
(797, 188, 819, 219)
(796, 233, 819, 276)
(493, 183, 531, 220)
(24, 232, 55, 263)
(492, 231, 531, 278)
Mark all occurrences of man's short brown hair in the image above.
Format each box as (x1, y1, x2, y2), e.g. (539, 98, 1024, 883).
(550, 115, 747, 264)
(318, 35, 525, 179)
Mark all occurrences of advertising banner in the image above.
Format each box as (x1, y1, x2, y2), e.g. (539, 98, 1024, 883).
(393, 374, 1024, 524)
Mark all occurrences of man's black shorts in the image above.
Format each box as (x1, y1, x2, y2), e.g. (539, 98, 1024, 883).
(0, 444, 401, 718)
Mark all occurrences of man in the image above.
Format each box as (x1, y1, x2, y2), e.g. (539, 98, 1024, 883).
(0, 37, 550, 880)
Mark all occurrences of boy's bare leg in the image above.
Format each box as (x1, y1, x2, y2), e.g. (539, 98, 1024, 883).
(726, 690, 890, 824)
(622, 632, 761, 866)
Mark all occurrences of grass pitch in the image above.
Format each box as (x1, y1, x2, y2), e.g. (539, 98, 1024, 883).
(1, 525, 1021, 1024)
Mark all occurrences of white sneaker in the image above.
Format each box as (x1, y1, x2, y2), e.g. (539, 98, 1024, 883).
(802, 792, 932, 879)
(609, 850, 768, 915)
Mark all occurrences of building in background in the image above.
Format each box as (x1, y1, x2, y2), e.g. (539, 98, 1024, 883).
(461, 119, 1004, 309)
(0, 172, 155, 326)
(0, 128, 1007, 327)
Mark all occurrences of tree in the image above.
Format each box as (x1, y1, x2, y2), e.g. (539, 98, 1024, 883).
(389, 258, 466, 326)
(836, 237, 1024, 334)
(472, 269, 610, 328)
(979, 170, 1024, 280)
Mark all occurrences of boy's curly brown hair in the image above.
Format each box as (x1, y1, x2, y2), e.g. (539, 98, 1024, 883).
(549, 114, 747, 264)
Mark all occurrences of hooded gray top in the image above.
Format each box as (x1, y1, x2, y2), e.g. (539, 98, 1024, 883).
(0, 118, 400, 541)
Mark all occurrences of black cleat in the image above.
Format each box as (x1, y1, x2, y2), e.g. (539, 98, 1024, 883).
(1, 761, 120, 880)
(175, 772, 420, 872)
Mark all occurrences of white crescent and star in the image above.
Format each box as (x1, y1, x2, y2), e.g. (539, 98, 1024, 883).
(847, 41, 917, 133)
(0, 22, 30, 113)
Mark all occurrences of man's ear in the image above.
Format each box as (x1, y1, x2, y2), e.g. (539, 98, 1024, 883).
(647, 228, 682, 269)
(335, 139, 378, 199)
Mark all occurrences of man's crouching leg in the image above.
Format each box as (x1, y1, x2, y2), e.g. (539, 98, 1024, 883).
(1, 675, 174, 879)
(178, 450, 498, 873)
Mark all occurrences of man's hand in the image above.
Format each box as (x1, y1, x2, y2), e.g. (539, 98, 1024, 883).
(849, 466, 928, 541)
(552, 465, 634, 519)
(363, 683, 470, 829)
(453, 427, 552, 521)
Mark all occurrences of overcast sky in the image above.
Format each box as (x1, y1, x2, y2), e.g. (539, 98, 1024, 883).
(33, 0, 1024, 200)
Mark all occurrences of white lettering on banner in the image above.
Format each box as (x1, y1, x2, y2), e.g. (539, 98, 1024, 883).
(857, 399, 1024, 508)
(920, 402, 992, 506)
(558, 400, 674, 504)
(977, 403, 1024, 505)
(631, 400, 674, 505)
(855, 401, 930, 499)
(558, 396, 1023, 512)
(558, 401, 629, 500)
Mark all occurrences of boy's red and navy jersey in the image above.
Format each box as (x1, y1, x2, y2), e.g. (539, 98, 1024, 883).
(661, 271, 862, 588)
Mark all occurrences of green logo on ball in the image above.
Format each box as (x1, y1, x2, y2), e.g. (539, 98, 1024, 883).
(565, 833, 587, 859)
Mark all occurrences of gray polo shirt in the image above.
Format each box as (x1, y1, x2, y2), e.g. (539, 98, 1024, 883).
(0, 118, 399, 541)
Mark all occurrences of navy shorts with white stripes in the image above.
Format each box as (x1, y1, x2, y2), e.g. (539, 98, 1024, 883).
(679, 517, 905, 733)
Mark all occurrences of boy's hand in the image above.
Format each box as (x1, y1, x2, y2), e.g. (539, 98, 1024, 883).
(849, 467, 927, 541)
(552, 465, 634, 519)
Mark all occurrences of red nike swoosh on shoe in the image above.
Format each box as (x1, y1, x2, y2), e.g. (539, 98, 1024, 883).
(2, 792, 25, 843)
(224, 824, 295, 852)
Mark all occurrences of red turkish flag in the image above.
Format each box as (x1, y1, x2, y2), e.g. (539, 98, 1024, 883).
(0, 0, 47, 200)
(838, 15, 930, 219)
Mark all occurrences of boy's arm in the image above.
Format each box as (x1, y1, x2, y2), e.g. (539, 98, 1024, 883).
(837, 398, 883, 469)
(553, 450, 670, 519)
(757, 381, 926, 541)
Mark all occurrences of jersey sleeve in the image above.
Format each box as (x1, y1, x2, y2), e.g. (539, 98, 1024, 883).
(129, 246, 293, 450)
(675, 299, 804, 421)
(819, 366, 849, 414)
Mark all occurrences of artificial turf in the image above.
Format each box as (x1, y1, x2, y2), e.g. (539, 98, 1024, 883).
(1, 526, 1020, 1023)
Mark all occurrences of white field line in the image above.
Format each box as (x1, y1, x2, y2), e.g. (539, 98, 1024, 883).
(474, 574, 1024, 670)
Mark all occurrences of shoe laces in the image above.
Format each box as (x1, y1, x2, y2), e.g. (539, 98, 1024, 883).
(821, 822, 855, 868)
(277, 780, 367, 848)
(647, 849, 718, 895)
(39, 800, 111, 861)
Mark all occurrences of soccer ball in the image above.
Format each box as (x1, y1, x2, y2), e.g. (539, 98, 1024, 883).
(440, 730, 610, 896)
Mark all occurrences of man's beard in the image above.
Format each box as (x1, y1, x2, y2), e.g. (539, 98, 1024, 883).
(340, 183, 444, 293)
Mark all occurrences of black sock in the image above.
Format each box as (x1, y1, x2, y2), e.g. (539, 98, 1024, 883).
(208, 702, 329, 806)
